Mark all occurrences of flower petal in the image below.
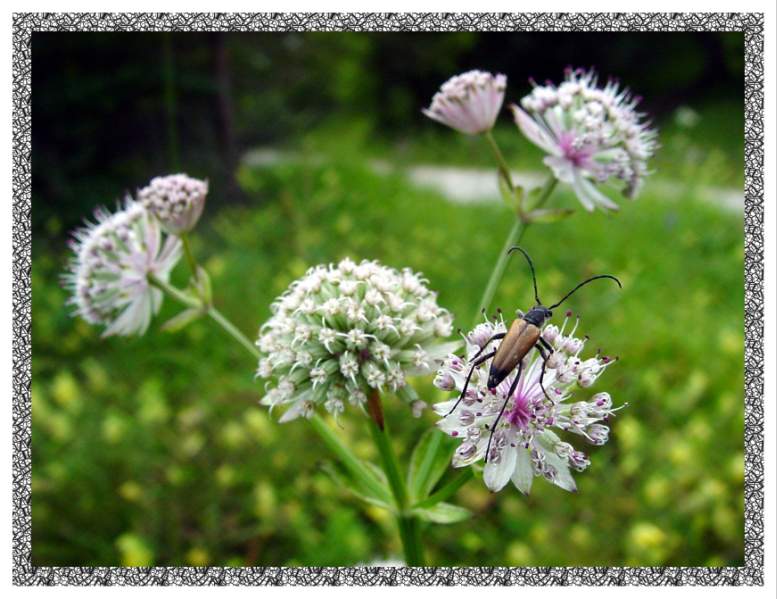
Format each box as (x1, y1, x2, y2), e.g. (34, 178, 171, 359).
(511, 105, 562, 156)
(543, 451, 578, 493)
(483, 444, 517, 492)
(511, 446, 534, 495)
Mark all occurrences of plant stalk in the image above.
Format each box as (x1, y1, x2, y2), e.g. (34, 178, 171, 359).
(472, 175, 558, 325)
(180, 233, 199, 279)
(484, 130, 515, 191)
(367, 392, 424, 566)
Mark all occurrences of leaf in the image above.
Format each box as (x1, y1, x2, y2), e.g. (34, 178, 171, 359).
(497, 172, 525, 212)
(190, 266, 213, 305)
(412, 502, 471, 524)
(407, 429, 455, 502)
(321, 462, 394, 512)
(497, 170, 513, 208)
(524, 208, 575, 224)
(160, 307, 204, 332)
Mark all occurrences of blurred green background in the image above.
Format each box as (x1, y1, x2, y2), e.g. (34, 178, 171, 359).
(31, 31, 744, 567)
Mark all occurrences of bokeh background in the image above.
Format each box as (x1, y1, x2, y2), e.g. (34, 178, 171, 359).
(31, 32, 744, 567)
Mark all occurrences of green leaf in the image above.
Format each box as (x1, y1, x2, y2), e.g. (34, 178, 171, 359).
(190, 266, 213, 305)
(524, 208, 575, 224)
(412, 502, 471, 524)
(497, 172, 525, 212)
(321, 463, 394, 512)
(497, 170, 513, 208)
(160, 307, 204, 332)
(407, 429, 455, 502)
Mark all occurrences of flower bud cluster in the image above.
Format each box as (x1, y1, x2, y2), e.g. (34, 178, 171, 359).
(257, 258, 459, 422)
(138, 174, 208, 235)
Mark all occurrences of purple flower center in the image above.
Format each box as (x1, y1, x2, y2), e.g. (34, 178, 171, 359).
(506, 391, 532, 431)
(559, 132, 594, 168)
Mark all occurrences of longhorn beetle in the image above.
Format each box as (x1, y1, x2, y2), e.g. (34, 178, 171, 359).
(447, 246, 622, 462)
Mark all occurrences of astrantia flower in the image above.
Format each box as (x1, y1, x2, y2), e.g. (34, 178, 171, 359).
(256, 258, 459, 422)
(138, 173, 208, 235)
(64, 199, 182, 337)
(433, 314, 624, 494)
(423, 70, 507, 135)
(512, 68, 657, 211)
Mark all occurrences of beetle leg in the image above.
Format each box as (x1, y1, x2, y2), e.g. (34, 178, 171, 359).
(485, 360, 523, 463)
(445, 350, 497, 416)
(535, 344, 554, 402)
(539, 336, 553, 353)
(469, 332, 506, 363)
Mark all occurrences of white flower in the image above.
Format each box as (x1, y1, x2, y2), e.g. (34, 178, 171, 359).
(138, 173, 208, 235)
(512, 68, 657, 211)
(64, 199, 182, 337)
(423, 70, 507, 135)
(433, 314, 624, 494)
(257, 258, 459, 422)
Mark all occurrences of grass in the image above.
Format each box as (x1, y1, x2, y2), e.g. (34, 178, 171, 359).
(31, 126, 744, 567)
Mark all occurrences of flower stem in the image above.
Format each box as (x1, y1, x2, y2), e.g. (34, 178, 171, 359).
(310, 414, 392, 505)
(484, 130, 514, 191)
(367, 392, 424, 566)
(148, 273, 200, 309)
(206, 305, 260, 359)
(397, 515, 423, 566)
(180, 233, 198, 279)
(472, 175, 558, 325)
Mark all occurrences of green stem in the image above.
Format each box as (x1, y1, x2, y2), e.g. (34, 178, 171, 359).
(148, 274, 200, 309)
(484, 130, 515, 191)
(180, 233, 198, 279)
(368, 419, 407, 509)
(414, 468, 474, 509)
(206, 305, 260, 359)
(367, 403, 425, 566)
(397, 515, 423, 566)
(149, 274, 259, 359)
(310, 415, 392, 505)
(472, 175, 558, 325)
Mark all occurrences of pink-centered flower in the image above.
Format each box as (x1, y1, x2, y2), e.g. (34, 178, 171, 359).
(512, 68, 657, 211)
(64, 199, 182, 337)
(423, 70, 507, 135)
(433, 314, 624, 494)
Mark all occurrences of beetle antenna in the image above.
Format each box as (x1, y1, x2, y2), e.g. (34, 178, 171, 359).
(508, 246, 541, 305)
(549, 275, 622, 310)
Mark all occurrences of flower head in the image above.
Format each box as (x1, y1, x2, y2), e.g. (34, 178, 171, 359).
(512, 68, 657, 211)
(433, 314, 623, 494)
(64, 199, 182, 337)
(138, 174, 208, 235)
(257, 258, 459, 422)
(423, 70, 507, 135)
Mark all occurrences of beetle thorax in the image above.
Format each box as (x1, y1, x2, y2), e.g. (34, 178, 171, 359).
(523, 306, 552, 327)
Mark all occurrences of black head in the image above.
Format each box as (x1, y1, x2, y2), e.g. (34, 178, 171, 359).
(523, 306, 552, 327)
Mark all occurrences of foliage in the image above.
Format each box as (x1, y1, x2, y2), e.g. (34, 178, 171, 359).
(32, 133, 744, 566)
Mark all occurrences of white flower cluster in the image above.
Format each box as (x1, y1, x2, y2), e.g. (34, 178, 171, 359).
(433, 314, 623, 494)
(512, 68, 657, 211)
(256, 258, 459, 422)
(64, 199, 182, 337)
(423, 70, 507, 135)
(138, 173, 208, 235)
